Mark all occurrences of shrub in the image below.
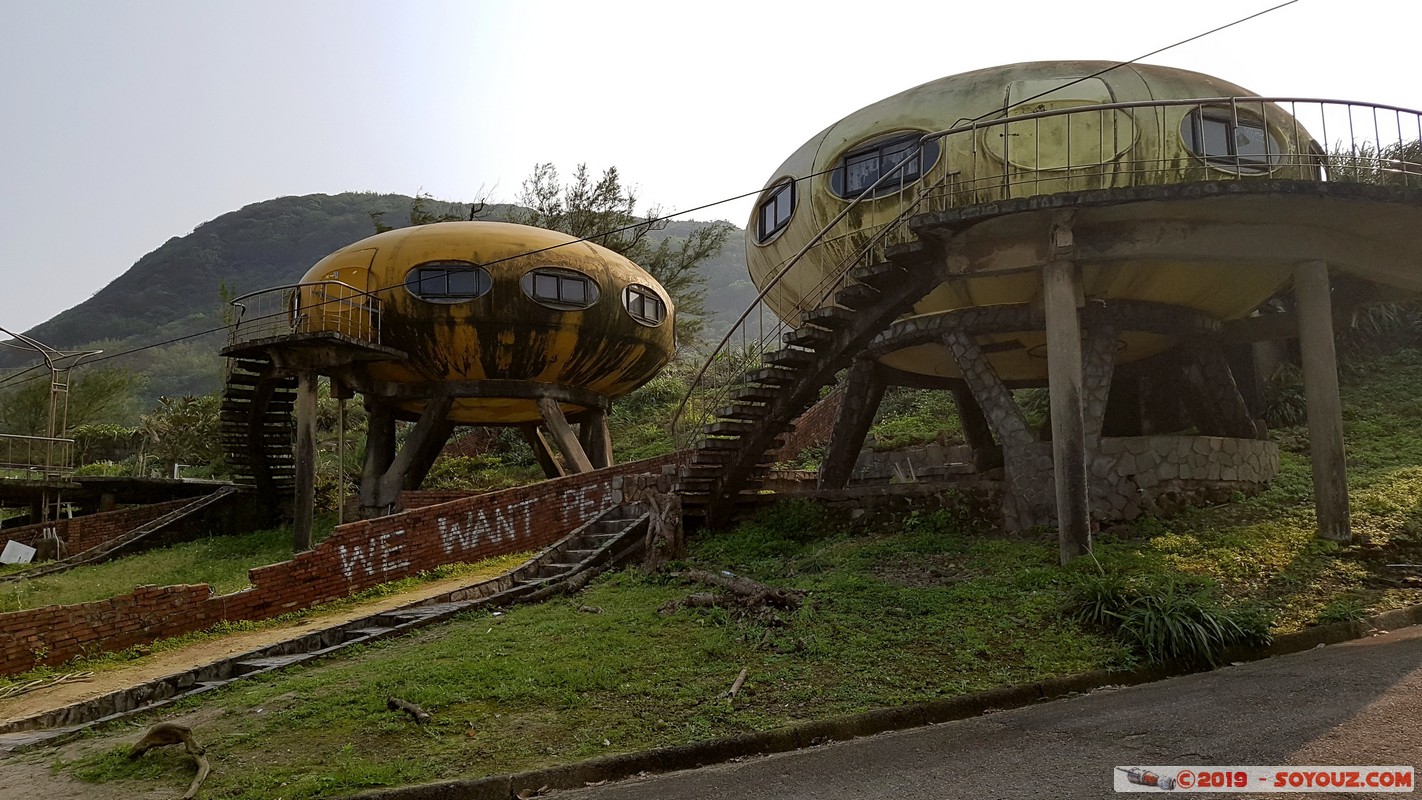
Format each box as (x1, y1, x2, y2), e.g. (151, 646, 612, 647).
(1067, 573, 1271, 668)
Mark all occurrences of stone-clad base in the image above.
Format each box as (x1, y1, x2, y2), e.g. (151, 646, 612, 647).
(836, 435, 1278, 527)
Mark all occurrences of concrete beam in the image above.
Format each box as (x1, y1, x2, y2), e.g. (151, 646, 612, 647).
(374, 394, 454, 514)
(538, 397, 594, 474)
(1043, 260, 1091, 564)
(578, 408, 614, 470)
(359, 402, 396, 518)
(293, 372, 318, 552)
(1294, 260, 1352, 542)
(522, 425, 567, 479)
(818, 358, 887, 490)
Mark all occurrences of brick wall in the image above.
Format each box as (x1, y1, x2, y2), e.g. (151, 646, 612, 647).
(0, 453, 679, 676)
(767, 387, 844, 462)
(0, 498, 192, 556)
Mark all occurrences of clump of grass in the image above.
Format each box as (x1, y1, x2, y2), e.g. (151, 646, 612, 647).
(1066, 572, 1271, 668)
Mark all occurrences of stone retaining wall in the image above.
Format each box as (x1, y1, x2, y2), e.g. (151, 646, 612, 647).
(0, 454, 678, 676)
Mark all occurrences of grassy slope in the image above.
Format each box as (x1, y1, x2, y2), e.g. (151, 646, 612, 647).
(0, 518, 338, 613)
(50, 350, 1422, 798)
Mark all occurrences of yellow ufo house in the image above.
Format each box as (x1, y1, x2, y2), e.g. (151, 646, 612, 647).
(746, 60, 1330, 382)
(223, 221, 674, 522)
(682, 59, 1422, 555)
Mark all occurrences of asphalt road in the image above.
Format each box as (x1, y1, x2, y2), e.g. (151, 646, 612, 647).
(562, 626, 1422, 799)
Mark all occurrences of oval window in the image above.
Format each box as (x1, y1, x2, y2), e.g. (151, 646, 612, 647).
(829, 132, 940, 199)
(404, 261, 491, 303)
(1181, 108, 1284, 172)
(754, 179, 796, 244)
(521, 267, 600, 310)
(623, 284, 667, 326)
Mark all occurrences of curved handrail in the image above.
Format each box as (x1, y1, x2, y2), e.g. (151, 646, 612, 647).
(227, 280, 384, 348)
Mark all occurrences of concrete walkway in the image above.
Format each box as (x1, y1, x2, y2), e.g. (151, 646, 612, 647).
(564, 626, 1422, 799)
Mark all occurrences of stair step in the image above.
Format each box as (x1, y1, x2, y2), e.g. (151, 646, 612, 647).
(746, 366, 799, 386)
(783, 327, 833, 349)
(847, 261, 909, 288)
(714, 403, 768, 420)
(802, 306, 854, 330)
(763, 347, 814, 368)
(834, 282, 881, 308)
(342, 626, 394, 640)
(730, 386, 778, 403)
(705, 420, 757, 436)
(233, 653, 310, 673)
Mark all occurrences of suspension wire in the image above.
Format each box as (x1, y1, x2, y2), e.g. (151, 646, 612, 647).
(0, 0, 1304, 393)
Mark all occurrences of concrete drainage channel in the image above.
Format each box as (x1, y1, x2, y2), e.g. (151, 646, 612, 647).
(0, 503, 651, 753)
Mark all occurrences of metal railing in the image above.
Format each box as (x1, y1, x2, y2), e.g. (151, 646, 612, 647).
(0, 434, 75, 478)
(670, 97, 1422, 457)
(227, 280, 384, 349)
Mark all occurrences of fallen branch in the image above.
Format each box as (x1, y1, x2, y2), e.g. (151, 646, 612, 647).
(387, 696, 432, 724)
(680, 570, 805, 610)
(0, 670, 93, 700)
(726, 667, 748, 704)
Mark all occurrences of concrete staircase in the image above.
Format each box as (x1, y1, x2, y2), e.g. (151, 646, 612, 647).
(679, 243, 940, 527)
(220, 355, 295, 506)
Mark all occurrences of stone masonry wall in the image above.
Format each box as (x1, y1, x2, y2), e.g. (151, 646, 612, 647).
(0, 498, 192, 556)
(0, 454, 678, 676)
(849, 442, 976, 485)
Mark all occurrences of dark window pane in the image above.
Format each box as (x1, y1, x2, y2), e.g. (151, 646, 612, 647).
(562, 277, 586, 304)
(445, 269, 476, 297)
(1234, 124, 1270, 162)
(844, 151, 879, 194)
(535, 274, 559, 300)
(760, 201, 778, 236)
(1200, 117, 1232, 158)
(650, 296, 664, 322)
(774, 186, 792, 221)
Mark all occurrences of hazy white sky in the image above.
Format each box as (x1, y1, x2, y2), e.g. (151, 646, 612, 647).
(2, 0, 1419, 334)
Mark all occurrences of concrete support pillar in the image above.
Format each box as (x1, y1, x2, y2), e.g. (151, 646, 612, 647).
(1294, 260, 1351, 542)
(578, 407, 613, 470)
(818, 358, 887, 490)
(375, 395, 454, 510)
(537, 397, 594, 473)
(359, 402, 396, 518)
(1181, 343, 1259, 439)
(522, 425, 567, 479)
(1081, 323, 1118, 440)
(1043, 260, 1091, 564)
(951, 386, 999, 470)
(403, 420, 456, 490)
(293, 371, 318, 552)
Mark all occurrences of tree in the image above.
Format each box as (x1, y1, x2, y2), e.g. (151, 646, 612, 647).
(0, 367, 142, 436)
(139, 394, 224, 476)
(509, 163, 734, 344)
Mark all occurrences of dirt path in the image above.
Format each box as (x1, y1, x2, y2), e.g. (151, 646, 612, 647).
(0, 565, 509, 725)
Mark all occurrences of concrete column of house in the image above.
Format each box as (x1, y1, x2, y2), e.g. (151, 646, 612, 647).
(1043, 260, 1091, 564)
(358, 402, 396, 518)
(375, 394, 454, 510)
(522, 425, 566, 479)
(578, 407, 613, 470)
(818, 357, 887, 490)
(950, 386, 998, 470)
(293, 371, 319, 552)
(537, 397, 594, 473)
(1294, 260, 1352, 542)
